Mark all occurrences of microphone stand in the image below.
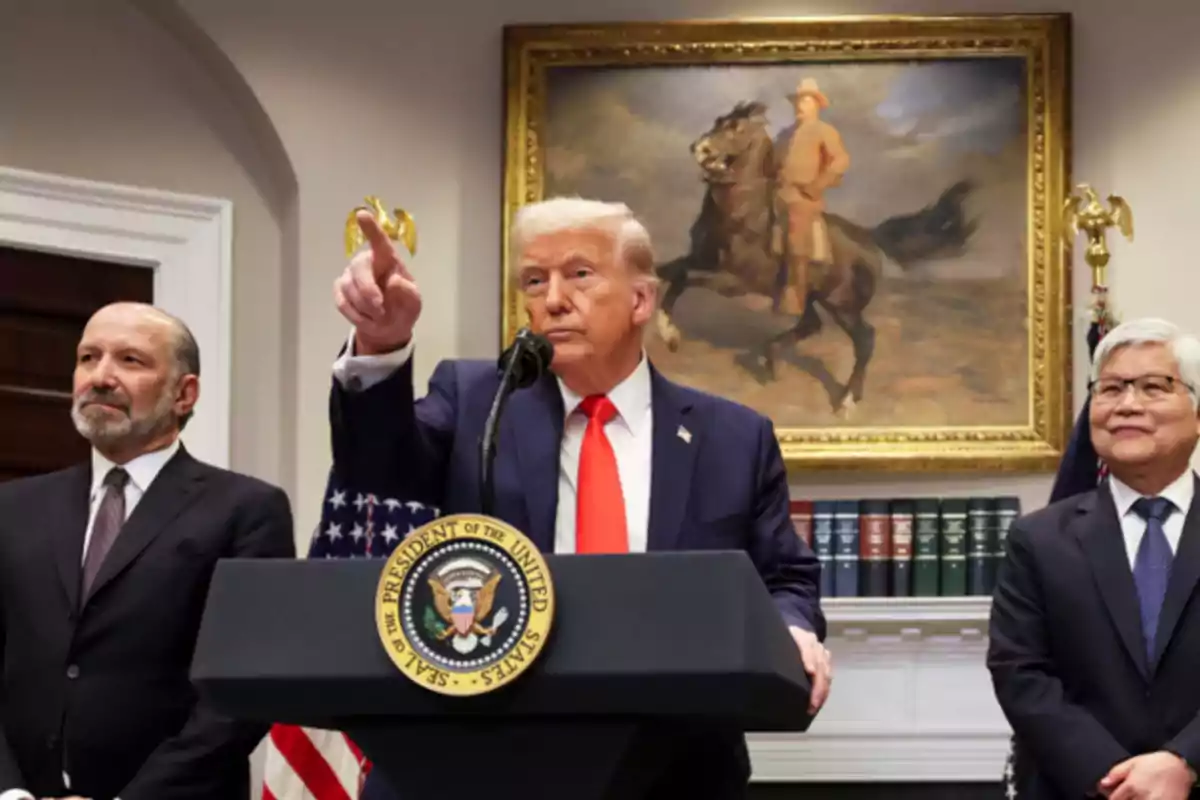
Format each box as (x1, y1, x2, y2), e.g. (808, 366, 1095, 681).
(480, 347, 523, 517)
(479, 329, 553, 517)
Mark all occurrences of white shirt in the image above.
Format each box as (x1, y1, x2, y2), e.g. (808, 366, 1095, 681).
(332, 332, 653, 553)
(0, 442, 177, 800)
(1108, 469, 1194, 569)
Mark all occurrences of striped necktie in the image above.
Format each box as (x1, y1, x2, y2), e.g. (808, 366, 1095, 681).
(82, 466, 130, 597)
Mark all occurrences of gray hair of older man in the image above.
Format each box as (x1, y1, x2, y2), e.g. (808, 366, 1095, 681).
(509, 196, 657, 285)
(135, 307, 200, 429)
(1090, 318, 1200, 410)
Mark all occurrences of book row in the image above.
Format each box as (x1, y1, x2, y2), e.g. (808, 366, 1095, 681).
(789, 497, 1023, 598)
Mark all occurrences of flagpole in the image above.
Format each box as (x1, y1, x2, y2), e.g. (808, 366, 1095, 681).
(1001, 183, 1134, 798)
(1066, 180, 1134, 350)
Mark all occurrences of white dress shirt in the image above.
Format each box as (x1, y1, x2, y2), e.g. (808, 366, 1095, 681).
(1108, 468, 1195, 568)
(1, 443, 177, 800)
(332, 332, 653, 553)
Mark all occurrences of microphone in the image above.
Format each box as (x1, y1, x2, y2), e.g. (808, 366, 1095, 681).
(480, 327, 554, 516)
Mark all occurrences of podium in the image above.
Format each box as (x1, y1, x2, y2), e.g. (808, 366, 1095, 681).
(191, 550, 814, 799)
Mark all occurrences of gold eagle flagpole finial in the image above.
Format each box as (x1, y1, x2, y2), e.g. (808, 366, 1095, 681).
(344, 196, 418, 258)
(1062, 182, 1133, 294)
(1063, 182, 1132, 339)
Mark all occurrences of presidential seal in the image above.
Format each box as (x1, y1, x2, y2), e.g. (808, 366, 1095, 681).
(374, 513, 554, 696)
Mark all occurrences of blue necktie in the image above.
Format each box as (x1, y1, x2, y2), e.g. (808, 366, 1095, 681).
(1131, 496, 1175, 663)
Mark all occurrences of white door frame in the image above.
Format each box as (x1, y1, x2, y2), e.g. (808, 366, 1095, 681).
(0, 165, 232, 468)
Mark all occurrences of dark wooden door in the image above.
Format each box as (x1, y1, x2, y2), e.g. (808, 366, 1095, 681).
(0, 245, 153, 482)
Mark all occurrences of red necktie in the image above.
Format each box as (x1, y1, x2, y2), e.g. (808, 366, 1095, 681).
(575, 395, 628, 553)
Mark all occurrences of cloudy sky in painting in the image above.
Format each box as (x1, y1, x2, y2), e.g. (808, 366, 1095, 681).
(544, 58, 1028, 277)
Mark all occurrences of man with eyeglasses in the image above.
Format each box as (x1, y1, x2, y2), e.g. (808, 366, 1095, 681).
(989, 317, 1200, 800)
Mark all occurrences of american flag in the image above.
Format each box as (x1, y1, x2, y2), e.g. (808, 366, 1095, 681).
(260, 470, 440, 800)
(1001, 283, 1117, 799)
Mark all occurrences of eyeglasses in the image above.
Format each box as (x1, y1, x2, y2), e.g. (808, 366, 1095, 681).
(1088, 374, 1195, 404)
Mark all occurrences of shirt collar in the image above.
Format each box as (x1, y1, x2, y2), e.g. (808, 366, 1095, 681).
(558, 352, 653, 436)
(1109, 468, 1196, 518)
(90, 438, 181, 500)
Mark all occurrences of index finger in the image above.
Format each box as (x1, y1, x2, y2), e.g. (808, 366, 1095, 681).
(357, 210, 398, 279)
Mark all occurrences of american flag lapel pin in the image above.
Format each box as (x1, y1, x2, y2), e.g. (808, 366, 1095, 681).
(677, 424, 692, 444)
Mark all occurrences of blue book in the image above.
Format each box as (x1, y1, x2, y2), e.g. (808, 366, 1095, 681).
(812, 500, 836, 599)
(833, 499, 860, 597)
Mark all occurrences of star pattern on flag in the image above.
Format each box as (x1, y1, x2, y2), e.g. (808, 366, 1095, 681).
(263, 470, 444, 800)
(309, 483, 441, 559)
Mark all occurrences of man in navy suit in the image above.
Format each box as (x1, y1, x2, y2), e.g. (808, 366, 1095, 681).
(989, 318, 1200, 799)
(329, 197, 829, 798)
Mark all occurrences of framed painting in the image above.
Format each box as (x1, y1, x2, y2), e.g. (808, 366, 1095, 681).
(501, 14, 1072, 472)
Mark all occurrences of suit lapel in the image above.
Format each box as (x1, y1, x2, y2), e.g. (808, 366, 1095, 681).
(83, 449, 207, 605)
(1074, 484, 1151, 679)
(50, 464, 92, 611)
(1152, 475, 1200, 667)
(509, 375, 564, 552)
(647, 369, 697, 552)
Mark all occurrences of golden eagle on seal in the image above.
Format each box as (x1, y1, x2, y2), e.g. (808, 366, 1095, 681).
(430, 572, 503, 640)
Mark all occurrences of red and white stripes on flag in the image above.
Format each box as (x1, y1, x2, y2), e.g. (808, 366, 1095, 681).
(261, 725, 370, 800)
(258, 473, 440, 799)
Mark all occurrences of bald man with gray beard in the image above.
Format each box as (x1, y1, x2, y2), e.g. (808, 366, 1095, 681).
(0, 302, 295, 800)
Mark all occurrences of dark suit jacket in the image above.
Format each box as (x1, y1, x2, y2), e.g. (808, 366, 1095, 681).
(0, 446, 295, 800)
(331, 356, 825, 796)
(988, 479, 1200, 799)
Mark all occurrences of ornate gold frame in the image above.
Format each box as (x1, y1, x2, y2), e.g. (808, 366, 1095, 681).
(501, 14, 1072, 473)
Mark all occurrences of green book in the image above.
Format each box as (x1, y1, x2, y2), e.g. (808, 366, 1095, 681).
(994, 496, 1022, 574)
(966, 497, 996, 595)
(939, 498, 968, 596)
(913, 498, 941, 596)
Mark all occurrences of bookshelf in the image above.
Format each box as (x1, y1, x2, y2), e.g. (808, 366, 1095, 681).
(789, 494, 1021, 615)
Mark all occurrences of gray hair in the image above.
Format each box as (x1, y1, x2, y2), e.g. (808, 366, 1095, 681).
(169, 316, 200, 429)
(510, 196, 657, 283)
(1090, 317, 1200, 408)
(136, 305, 200, 429)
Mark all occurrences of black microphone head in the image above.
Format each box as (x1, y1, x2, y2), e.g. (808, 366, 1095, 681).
(499, 327, 554, 389)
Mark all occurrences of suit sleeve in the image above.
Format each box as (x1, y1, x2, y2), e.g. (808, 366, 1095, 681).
(987, 519, 1129, 797)
(329, 353, 459, 508)
(0, 487, 28, 796)
(1165, 715, 1200, 772)
(0, 564, 27, 796)
(747, 418, 825, 641)
(117, 486, 296, 800)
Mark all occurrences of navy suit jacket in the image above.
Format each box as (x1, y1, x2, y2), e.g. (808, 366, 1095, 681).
(988, 479, 1200, 799)
(330, 355, 825, 637)
(333, 355, 823, 798)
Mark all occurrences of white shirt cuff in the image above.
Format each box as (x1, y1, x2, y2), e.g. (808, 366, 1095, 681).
(331, 329, 413, 391)
(0, 789, 34, 800)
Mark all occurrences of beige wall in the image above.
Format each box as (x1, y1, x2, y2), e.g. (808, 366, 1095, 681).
(3, 0, 1199, 546)
(0, 0, 294, 493)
